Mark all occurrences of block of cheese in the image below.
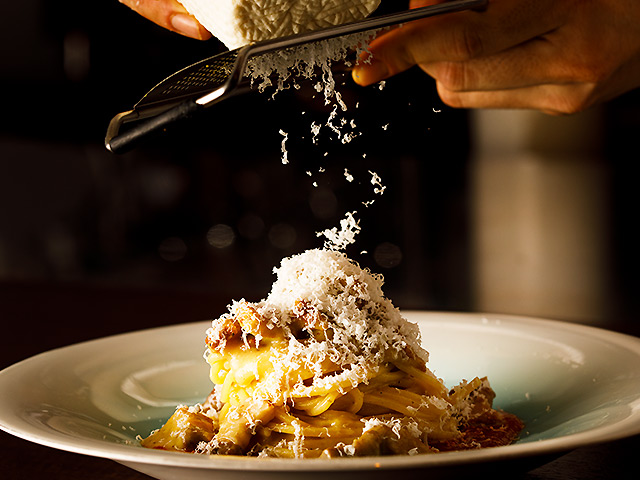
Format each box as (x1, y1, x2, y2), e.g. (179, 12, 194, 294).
(177, 0, 381, 49)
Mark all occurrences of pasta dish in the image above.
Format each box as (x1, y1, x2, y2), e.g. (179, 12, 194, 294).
(141, 249, 523, 457)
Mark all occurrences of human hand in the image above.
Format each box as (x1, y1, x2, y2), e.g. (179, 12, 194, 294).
(119, 0, 211, 40)
(352, 0, 640, 114)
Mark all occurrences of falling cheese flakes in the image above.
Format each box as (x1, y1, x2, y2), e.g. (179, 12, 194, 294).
(243, 26, 378, 157)
(222, 15, 390, 252)
(369, 170, 386, 195)
(317, 211, 361, 250)
(279, 129, 289, 164)
(344, 169, 354, 182)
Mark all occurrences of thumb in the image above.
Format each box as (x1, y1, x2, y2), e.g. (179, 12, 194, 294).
(352, 0, 451, 85)
(352, 25, 422, 86)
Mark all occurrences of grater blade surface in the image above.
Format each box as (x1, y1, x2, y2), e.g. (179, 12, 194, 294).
(135, 49, 241, 110)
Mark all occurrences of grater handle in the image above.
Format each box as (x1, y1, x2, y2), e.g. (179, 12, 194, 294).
(105, 100, 202, 154)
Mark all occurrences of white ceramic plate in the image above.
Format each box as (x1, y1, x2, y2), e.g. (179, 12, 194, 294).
(1, 312, 640, 480)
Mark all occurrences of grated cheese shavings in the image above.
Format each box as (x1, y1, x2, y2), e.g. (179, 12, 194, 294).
(344, 168, 354, 182)
(369, 170, 386, 195)
(316, 211, 361, 250)
(278, 129, 289, 164)
(245, 31, 374, 99)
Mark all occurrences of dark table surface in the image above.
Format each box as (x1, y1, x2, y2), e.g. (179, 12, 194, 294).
(1, 280, 638, 479)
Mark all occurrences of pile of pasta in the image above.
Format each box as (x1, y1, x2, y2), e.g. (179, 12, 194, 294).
(141, 249, 523, 457)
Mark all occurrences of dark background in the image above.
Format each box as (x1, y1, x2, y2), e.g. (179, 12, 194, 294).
(1, 1, 638, 333)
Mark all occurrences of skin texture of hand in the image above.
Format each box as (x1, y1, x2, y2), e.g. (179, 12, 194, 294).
(352, 0, 640, 114)
(119, 0, 211, 40)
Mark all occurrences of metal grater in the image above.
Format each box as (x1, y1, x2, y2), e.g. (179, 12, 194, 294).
(105, 0, 486, 153)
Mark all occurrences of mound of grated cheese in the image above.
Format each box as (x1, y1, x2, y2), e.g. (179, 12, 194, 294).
(215, 248, 428, 403)
(177, 0, 380, 49)
(268, 250, 426, 367)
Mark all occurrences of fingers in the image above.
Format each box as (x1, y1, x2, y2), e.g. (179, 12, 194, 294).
(420, 35, 574, 93)
(119, 0, 211, 40)
(353, 0, 561, 86)
(434, 81, 597, 115)
(432, 38, 640, 115)
(423, 39, 588, 112)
